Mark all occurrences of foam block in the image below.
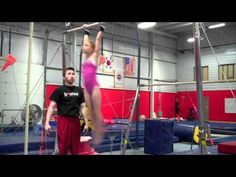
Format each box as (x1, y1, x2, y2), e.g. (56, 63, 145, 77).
(144, 119, 174, 155)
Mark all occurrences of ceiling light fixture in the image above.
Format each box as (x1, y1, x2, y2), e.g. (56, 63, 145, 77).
(208, 23, 226, 29)
(187, 36, 204, 43)
(137, 22, 157, 29)
(187, 37, 195, 43)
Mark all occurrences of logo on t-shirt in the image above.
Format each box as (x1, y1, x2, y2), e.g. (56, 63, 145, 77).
(64, 92, 79, 97)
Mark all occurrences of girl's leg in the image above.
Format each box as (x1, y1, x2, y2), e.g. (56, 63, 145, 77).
(83, 89, 93, 123)
(91, 86, 104, 145)
(84, 88, 103, 145)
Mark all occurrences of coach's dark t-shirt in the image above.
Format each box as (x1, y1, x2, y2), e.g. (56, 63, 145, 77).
(50, 85, 85, 118)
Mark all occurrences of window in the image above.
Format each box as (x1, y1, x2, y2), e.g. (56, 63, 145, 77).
(194, 66, 209, 81)
(218, 64, 235, 80)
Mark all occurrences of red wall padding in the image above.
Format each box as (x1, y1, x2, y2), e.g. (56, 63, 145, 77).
(101, 89, 136, 120)
(156, 92, 176, 118)
(177, 90, 236, 122)
(177, 91, 198, 119)
(45, 84, 176, 121)
(46, 84, 236, 122)
(45, 85, 138, 120)
(206, 90, 236, 122)
(45, 84, 59, 108)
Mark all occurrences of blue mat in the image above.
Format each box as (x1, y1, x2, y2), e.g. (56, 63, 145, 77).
(0, 122, 146, 154)
(173, 121, 236, 142)
(208, 122, 236, 131)
(213, 136, 236, 144)
(174, 123, 195, 142)
(174, 121, 236, 131)
(1, 120, 182, 154)
(0, 131, 55, 154)
(0, 125, 34, 133)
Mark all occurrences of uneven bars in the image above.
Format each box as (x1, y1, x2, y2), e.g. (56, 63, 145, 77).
(140, 80, 236, 87)
(64, 22, 101, 33)
(140, 82, 195, 87)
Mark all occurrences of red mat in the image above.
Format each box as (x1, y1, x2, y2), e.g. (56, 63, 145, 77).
(218, 141, 236, 154)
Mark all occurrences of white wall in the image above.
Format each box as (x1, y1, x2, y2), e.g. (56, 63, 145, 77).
(0, 62, 44, 124)
(0, 23, 45, 124)
(176, 25, 236, 91)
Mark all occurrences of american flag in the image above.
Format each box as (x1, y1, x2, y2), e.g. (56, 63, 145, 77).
(124, 57, 135, 75)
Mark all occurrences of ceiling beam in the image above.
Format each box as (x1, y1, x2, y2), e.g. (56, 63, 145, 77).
(145, 28, 178, 39)
(155, 22, 180, 28)
(160, 22, 193, 31)
(114, 22, 178, 39)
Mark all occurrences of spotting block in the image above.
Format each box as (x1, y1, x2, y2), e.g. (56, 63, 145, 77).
(144, 119, 174, 155)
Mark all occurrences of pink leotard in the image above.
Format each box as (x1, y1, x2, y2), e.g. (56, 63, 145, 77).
(82, 58, 99, 95)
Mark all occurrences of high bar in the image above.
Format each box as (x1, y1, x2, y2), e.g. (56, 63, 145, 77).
(64, 22, 101, 33)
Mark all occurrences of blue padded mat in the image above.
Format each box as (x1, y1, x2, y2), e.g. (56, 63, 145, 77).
(212, 136, 236, 144)
(0, 131, 55, 154)
(174, 121, 236, 131)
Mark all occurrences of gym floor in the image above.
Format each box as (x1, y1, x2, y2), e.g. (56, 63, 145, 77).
(1, 122, 236, 155)
(100, 143, 199, 155)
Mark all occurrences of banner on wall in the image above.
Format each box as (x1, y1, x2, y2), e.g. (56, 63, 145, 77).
(225, 98, 236, 113)
(0, 54, 16, 71)
(114, 70, 124, 88)
(98, 54, 114, 74)
(124, 56, 136, 76)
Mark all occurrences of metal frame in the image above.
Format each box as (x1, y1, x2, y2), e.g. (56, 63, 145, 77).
(1, 109, 25, 133)
(24, 22, 34, 155)
(0, 31, 3, 56)
(193, 22, 207, 154)
(121, 86, 140, 155)
(135, 24, 141, 147)
(149, 33, 155, 119)
(64, 22, 101, 33)
(43, 30, 49, 116)
(1, 108, 41, 128)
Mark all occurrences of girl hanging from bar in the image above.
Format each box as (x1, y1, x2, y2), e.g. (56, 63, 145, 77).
(81, 24, 105, 145)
